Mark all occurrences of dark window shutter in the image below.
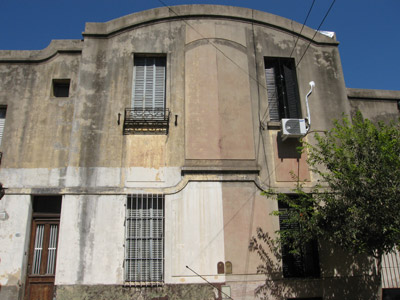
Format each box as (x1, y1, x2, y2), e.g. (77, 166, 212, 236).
(278, 200, 320, 278)
(265, 66, 280, 121)
(303, 239, 320, 277)
(279, 205, 304, 278)
(283, 64, 301, 119)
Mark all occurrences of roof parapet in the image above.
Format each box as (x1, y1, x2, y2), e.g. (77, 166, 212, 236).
(83, 5, 338, 45)
(347, 88, 400, 101)
(0, 39, 83, 63)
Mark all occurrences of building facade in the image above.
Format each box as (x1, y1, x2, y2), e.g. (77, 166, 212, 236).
(0, 5, 399, 300)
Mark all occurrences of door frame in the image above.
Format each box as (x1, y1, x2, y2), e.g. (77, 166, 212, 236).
(24, 213, 60, 300)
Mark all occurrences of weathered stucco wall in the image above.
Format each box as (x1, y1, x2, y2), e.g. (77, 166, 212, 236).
(0, 5, 349, 189)
(0, 195, 31, 300)
(0, 4, 398, 300)
(166, 182, 225, 284)
(0, 53, 80, 169)
(348, 88, 400, 123)
(184, 21, 255, 160)
(55, 284, 217, 300)
(55, 195, 125, 285)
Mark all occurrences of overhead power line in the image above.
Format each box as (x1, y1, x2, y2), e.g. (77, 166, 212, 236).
(296, 0, 337, 68)
(186, 266, 234, 300)
(290, 0, 316, 58)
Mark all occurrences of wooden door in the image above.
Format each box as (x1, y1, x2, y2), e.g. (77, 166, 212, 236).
(25, 218, 59, 300)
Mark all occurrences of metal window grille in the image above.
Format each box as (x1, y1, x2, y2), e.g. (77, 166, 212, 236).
(125, 194, 164, 286)
(32, 225, 45, 274)
(382, 249, 400, 288)
(46, 224, 58, 274)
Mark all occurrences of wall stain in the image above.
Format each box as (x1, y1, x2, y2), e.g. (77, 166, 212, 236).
(55, 284, 217, 300)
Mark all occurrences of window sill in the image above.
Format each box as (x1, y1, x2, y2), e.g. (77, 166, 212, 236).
(267, 121, 281, 130)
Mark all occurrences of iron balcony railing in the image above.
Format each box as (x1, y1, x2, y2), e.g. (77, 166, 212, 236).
(123, 108, 170, 135)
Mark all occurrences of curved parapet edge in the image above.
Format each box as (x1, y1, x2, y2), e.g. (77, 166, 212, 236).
(83, 4, 338, 45)
(0, 39, 83, 63)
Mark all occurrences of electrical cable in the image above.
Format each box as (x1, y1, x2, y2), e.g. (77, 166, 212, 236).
(296, 0, 337, 68)
(156, 0, 275, 117)
(289, 0, 316, 58)
(186, 266, 234, 300)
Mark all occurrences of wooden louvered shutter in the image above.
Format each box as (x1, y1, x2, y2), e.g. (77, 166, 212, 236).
(132, 57, 165, 111)
(265, 67, 280, 122)
(283, 64, 301, 119)
(144, 58, 155, 109)
(0, 108, 6, 146)
(278, 205, 304, 278)
(132, 57, 145, 109)
(303, 239, 320, 277)
(278, 199, 320, 278)
(154, 58, 166, 111)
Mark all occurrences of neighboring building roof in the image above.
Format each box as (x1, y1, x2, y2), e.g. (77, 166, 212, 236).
(347, 88, 400, 101)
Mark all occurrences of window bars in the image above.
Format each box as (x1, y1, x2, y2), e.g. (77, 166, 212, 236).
(46, 225, 58, 274)
(31, 224, 58, 275)
(32, 225, 45, 275)
(125, 194, 164, 286)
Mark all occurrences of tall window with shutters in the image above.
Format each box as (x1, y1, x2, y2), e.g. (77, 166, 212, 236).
(124, 56, 169, 134)
(132, 56, 166, 112)
(125, 194, 164, 286)
(278, 199, 320, 278)
(265, 58, 301, 122)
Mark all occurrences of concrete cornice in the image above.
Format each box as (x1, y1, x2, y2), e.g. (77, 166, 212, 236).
(0, 40, 83, 63)
(3, 173, 262, 196)
(347, 88, 400, 101)
(83, 5, 338, 46)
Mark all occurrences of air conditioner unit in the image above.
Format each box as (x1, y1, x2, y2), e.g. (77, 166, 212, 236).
(281, 118, 307, 140)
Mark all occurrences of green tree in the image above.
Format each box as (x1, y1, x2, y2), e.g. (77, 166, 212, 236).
(306, 112, 400, 270)
(250, 112, 400, 297)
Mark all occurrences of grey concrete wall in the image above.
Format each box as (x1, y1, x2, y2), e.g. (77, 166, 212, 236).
(0, 195, 31, 300)
(347, 88, 400, 123)
(0, 5, 349, 188)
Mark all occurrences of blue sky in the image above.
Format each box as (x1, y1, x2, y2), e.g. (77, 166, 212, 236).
(1, 0, 399, 90)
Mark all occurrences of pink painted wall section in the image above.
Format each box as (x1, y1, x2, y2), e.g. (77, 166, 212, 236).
(272, 132, 310, 182)
(221, 182, 273, 275)
(184, 23, 255, 160)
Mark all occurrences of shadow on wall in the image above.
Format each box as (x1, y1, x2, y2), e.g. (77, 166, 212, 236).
(276, 134, 302, 160)
(249, 228, 380, 300)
